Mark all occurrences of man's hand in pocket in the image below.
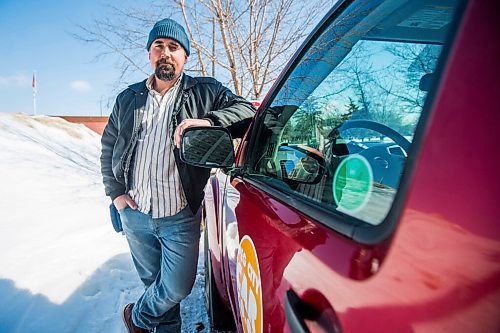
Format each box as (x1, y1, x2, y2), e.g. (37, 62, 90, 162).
(113, 194, 138, 210)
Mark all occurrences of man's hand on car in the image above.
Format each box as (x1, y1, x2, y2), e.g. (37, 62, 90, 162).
(174, 118, 212, 148)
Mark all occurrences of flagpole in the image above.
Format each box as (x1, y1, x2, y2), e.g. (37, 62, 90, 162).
(32, 70, 37, 115)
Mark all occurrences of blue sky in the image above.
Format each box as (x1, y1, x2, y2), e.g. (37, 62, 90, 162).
(0, 1, 331, 116)
(0, 0, 142, 116)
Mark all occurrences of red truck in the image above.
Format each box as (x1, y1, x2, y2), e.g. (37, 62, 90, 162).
(180, 0, 500, 331)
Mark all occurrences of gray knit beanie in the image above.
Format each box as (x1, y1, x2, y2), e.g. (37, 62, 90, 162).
(146, 18, 190, 56)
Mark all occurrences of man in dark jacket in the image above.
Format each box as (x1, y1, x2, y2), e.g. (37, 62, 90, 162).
(100, 18, 254, 333)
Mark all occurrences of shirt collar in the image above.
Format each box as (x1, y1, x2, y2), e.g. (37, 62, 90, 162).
(146, 73, 183, 96)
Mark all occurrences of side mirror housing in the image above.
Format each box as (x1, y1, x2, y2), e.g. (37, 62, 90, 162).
(180, 126, 235, 168)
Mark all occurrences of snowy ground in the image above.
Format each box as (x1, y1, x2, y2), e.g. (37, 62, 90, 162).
(0, 113, 209, 332)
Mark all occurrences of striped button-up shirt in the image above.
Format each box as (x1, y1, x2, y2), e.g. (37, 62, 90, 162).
(128, 74, 187, 218)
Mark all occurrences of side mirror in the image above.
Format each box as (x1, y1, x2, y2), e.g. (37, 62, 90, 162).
(180, 126, 235, 168)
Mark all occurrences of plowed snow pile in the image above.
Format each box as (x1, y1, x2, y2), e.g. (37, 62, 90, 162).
(0, 113, 207, 333)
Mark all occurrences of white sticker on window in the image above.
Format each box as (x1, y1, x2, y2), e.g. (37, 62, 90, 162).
(397, 6, 453, 30)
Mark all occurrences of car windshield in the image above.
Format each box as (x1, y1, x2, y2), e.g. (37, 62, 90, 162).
(249, 0, 458, 226)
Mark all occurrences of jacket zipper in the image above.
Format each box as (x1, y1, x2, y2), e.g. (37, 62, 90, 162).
(170, 90, 190, 140)
(122, 94, 145, 190)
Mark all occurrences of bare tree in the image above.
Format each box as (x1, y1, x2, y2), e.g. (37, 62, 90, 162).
(74, 0, 334, 99)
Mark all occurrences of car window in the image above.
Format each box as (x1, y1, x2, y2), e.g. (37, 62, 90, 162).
(246, 0, 458, 226)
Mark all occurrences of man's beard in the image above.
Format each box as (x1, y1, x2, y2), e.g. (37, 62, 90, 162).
(155, 59, 177, 81)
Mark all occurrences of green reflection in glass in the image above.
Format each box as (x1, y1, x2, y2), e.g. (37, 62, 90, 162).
(333, 155, 373, 212)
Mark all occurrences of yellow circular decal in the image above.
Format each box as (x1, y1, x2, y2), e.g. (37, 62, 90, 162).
(237, 235, 263, 333)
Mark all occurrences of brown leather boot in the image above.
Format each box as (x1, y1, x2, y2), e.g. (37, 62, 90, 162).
(122, 303, 149, 333)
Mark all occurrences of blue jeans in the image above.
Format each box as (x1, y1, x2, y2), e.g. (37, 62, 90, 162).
(118, 206, 201, 333)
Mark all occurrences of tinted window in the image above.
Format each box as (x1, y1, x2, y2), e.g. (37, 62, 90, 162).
(247, 0, 458, 226)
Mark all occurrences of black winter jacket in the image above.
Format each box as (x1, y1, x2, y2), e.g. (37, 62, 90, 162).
(100, 74, 255, 213)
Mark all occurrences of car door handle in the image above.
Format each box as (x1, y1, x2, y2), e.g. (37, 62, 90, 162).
(284, 289, 312, 333)
(285, 289, 343, 333)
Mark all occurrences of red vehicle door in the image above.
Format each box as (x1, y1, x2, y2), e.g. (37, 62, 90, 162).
(196, 0, 500, 332)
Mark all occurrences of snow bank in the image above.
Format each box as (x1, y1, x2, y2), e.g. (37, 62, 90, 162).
(0, 113, 208, 333)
